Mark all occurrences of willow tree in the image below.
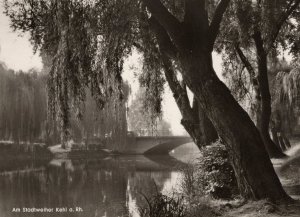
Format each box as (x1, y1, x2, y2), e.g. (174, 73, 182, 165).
(216, 0, 300, 158)
(274, 68, 300, 135)
(5, 0, 291, 201)
(0, 65, 48, 143)
(136, 15, 218, 147)
(128, 87, 172, 136)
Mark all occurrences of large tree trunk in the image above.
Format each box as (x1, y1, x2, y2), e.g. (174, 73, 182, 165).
(144, 0, 289, 201)
(253, 31, 286, 158)
(181, 53, 289, 201)
(194, 99, 218, 146)
(162, 55, 218, 148)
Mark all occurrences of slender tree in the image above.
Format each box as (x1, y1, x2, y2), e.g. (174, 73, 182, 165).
(217, 0, 300, 158)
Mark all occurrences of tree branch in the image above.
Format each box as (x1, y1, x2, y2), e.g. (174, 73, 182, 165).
(142, 0, 184, 50)
(235, 44, 261, 100)
(148, 17, 178, 59)
(268, 0, 300, 51)
(132, 42, 143, 51)
(207, 0, 231, 51)
(253, 31, 266, 62)
(146, 14, 192, 119)
(235, 45, 256, 80)
(161, 55, 194, 118)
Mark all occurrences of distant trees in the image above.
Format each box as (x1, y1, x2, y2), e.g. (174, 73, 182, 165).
(0, 63, 47, 143)
(272, 66, 300, 148)
(76, 84, 129, 151)
(0, 62, 129, 148)
(128, 88, 172, 136)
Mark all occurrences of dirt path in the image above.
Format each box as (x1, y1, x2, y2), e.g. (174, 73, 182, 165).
(223, 142, 300, 217)
(223, 200, 300, 217)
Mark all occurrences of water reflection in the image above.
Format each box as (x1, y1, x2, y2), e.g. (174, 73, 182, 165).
(0, 155, 183, 217)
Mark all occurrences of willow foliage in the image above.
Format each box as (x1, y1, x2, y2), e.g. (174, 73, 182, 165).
(6, 0, 300, 142)
(216, 0, 300, 115)
(4, 0, 137, 140)
(275, 68, 300, 107)
(4, 0, 173, 139)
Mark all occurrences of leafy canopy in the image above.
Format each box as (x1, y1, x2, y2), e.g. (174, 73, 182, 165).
(6, 0, 300, 137)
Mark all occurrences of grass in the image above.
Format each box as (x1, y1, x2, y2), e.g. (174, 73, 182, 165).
(139, 191, 186, 217)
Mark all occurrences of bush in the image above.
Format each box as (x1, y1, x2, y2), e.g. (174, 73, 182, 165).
(139, 192, 186, 217)
(138, 188, 221, 217)
(179, 141, 238, 199)
(197, 141, 238, 199)
(179, 163, 197, 196)
(138, 142, 238, 217)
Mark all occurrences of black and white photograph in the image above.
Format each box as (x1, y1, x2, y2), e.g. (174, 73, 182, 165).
(0, 0, 300, 216)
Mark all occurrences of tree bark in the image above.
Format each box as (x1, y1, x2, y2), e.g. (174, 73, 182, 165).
(143, 0, 290, 201)
(193, 98, 218, 146)
(149, 16, 218, 148)
(181, 53, 289, 201)
(235, 44, 285, 158)
(253, 31, 286, 158)
(162, 55, 218, 148)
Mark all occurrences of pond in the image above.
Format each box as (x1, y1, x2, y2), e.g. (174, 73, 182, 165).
(1, 142, 299, 217)
(0, 150, 195, 217)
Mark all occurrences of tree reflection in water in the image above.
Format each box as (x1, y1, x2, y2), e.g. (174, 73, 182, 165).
(0, 156, 182, 217)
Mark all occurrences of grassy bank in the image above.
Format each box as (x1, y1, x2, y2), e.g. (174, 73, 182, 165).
(0, 142, 53, 160)
(139, 141, 300, 217)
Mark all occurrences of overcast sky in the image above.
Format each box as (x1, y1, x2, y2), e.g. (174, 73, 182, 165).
(0, 1, 43, 71)
(0, 1, 223, 135)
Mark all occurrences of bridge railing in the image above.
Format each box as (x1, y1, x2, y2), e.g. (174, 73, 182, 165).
(129, 129, 172, 137)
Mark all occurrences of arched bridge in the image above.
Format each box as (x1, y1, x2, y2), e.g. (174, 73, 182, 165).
(124, 136, 192, 155)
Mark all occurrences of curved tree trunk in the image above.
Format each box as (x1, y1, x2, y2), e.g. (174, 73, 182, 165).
(257, 102, 286, 158)
(253, 31, 286, 158)
(235, 43, 285, 158)
(270, 121, 280, 148)
(195, 99, 218, 146)
(162, 56, 218, 148)
(144, 0, 290, 201)
(273, 112, 291, 151)
(182, 54, 289, 201)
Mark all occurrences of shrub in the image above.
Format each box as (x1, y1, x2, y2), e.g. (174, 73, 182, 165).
(139, 192, 187, 217)
(179, 163, 197, 196)
(138, 141, 238, 217)
(197, 141, 238, 199)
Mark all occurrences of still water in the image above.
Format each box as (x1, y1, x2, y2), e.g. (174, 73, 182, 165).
(1, 142, 300, 217)
(0, 152, 194, 217)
